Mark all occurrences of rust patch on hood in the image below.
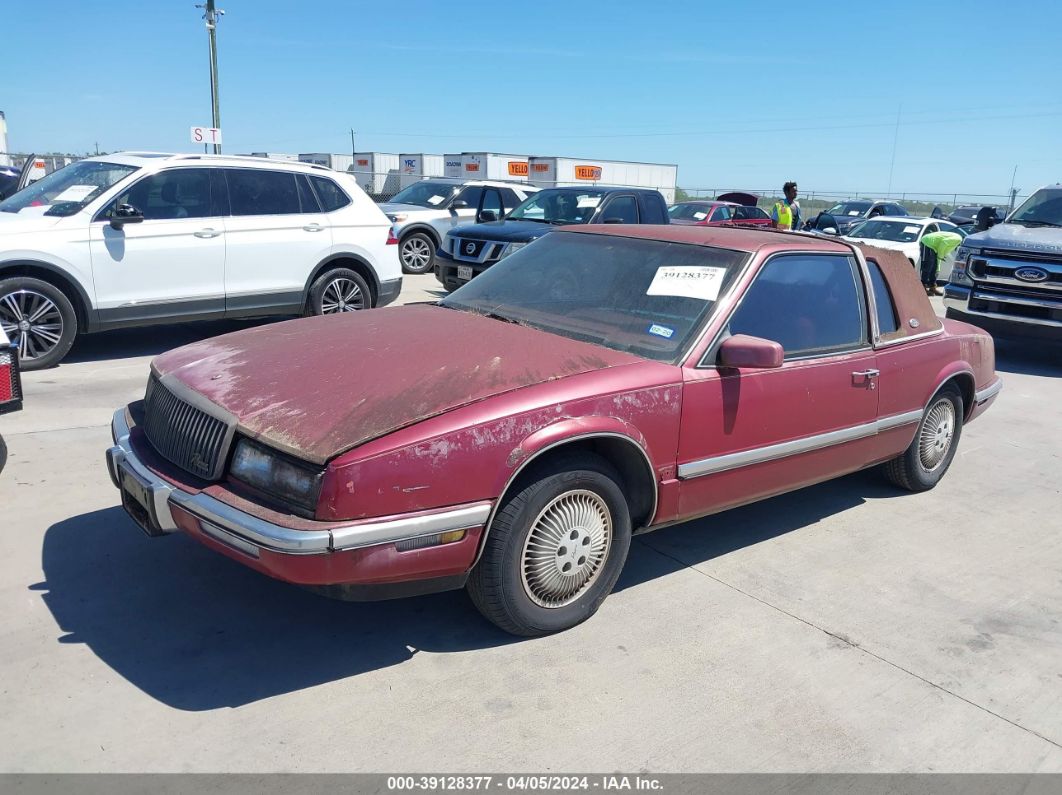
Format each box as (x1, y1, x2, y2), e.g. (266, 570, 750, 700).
(151, 305, 643, 464)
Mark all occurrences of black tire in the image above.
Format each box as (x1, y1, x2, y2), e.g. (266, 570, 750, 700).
(399, 232, 436, 275)
(468, 452, 632, 636)
(0, 276, 78, 370)
(883, 385, 963, 492)
(0, 434, 7, 476)
(307, 268, 372, 315)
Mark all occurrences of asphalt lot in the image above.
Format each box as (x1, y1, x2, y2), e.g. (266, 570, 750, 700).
(1, 274, 1060, 772)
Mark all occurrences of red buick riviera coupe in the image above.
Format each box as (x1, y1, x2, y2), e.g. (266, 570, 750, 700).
(106, 226, 1001, 635)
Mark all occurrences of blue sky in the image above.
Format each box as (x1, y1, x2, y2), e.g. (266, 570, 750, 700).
(3, 0, 1059, 198)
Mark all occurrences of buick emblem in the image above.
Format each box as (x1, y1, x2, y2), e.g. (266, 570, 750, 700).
(464, 241, 476, 255)
(1014, 266, 1049, 283)
(189, 452, 209, 473)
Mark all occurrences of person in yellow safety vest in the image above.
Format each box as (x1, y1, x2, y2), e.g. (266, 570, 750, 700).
(771, 181, 801, 230)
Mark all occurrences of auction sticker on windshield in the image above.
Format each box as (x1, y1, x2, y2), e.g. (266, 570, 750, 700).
(53, 185, 97, 202)
(647, 266, 727, 301)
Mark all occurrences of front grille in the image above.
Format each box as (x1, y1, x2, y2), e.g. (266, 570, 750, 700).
(453, 238, 485, 260)
(142, 374, 233, 480)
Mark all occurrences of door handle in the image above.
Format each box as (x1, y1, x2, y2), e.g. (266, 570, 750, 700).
(194, 228, 222, 239)
(852, 369, 880, 390)
(303, 223, 324, 232)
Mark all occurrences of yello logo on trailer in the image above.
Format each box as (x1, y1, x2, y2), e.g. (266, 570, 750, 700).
(574, 165, 603, 180)
(356, 159, 369, 166)
(508, 161, 529, 177)
(532, 163, 551, 172)
(465, 163, 480, 172)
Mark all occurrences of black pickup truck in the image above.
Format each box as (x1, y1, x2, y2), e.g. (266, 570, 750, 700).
(435, 186, 669, 292)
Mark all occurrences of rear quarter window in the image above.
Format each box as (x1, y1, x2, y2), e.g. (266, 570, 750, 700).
(866, 258, 899, 334)
(310, 176, 352, 212)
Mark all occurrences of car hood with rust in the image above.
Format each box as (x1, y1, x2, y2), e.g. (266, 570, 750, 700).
(150, 305, 645, 464)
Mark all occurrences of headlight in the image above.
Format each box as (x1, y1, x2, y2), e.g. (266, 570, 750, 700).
(229, 438, 324, 516)
(498, 242, 527, 260)
(388, 213, 408, 223)
(950, 246, 977, 286)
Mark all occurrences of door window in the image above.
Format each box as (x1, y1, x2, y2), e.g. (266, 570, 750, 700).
(727, 254, 867, 358)
(113, 168, 216, 220)
(227, 169, 303, 216)
(712, 206, 733, 222)
(454, 186, 483, 209)
(601, 195, 638, 223)
(500, 188, 524, 212)
(480, 188, 503, 219)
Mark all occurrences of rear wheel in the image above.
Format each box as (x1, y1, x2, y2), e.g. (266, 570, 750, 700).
(0, 276, 78, 370)
(399, 232, 436, 274)
(308, 268, 371, 315)
(468, 453, 632, 636)
(883, 385, 963, 492)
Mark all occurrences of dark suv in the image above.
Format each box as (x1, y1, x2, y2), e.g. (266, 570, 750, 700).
(435, 186, 670, 291)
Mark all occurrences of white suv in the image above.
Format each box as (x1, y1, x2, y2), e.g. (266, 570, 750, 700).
(0, 152, 402, 369)
(381, 179, 538, 274)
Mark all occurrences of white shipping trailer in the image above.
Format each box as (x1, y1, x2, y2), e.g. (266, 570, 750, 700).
(348, 152, 401, 197)
(528, 156, 678, 204)
(443, 154, 464, 179)
(460, 152, 531, 182)
(398, 153, 446, 188)
(249, 152, 300, 161)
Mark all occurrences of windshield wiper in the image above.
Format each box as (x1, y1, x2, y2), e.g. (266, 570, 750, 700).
(513, 217, 549, 224)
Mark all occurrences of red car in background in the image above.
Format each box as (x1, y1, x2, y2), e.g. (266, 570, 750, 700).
(669, 192, 773, 227)
(107, 226, 1000, 636)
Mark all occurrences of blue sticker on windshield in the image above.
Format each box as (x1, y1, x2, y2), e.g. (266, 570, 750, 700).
(647, 323, 675, 339)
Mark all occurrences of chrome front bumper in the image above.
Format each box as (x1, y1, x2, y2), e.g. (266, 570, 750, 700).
(944, 284, 1062, 329)
(106, 408, 492, 555)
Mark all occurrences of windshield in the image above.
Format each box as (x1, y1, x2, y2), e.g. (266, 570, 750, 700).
(826, 201, 871, 217)
(388, 181, 459, 208)
(668, 203, 714, 221)
(846, 219, 924, 243)
(1009, 188, 1062, 227)
(508, 189, 606, 224)
(0, 160, 139, 216)
(440, 231, 747, 362)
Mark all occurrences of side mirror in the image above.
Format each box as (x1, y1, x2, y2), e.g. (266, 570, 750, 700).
(109, 204, 144, 229)
(821, 227, 838, 236)
(478, 210, 498, 223)
(718, 334, 784, 369)
(451, 199, 469, 209)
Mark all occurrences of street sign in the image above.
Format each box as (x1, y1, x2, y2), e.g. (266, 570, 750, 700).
(190, 126, 222, 145)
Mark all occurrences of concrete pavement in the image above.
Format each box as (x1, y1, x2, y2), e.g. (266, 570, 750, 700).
(1, 280, 1060, 772)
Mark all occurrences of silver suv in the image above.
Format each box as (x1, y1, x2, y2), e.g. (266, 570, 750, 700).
(381, 179, 538, 274)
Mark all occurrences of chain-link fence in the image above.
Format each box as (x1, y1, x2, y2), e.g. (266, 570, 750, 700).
(680, 187, 1027, 218)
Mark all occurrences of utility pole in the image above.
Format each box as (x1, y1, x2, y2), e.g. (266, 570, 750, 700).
(350, 129, 356, 159)
(1008, 165, 1018, 212)
(196, 1, 224, 154)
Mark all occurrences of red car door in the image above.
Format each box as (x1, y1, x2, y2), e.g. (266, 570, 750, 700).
(675, 252, 882, 520)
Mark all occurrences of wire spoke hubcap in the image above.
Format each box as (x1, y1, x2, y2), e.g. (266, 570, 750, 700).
(321, 278, 364, 313)
(0, 290, 64, 362)
(401, 238, 431, 268)
(918, 398, 955, 471)
(521, 490, 612, 609)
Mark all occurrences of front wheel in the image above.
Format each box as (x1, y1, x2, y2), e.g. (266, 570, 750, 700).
(0, 434, 7, 475)
(399, 232, 436, 274)
(0, 276, 78, 370)
(883, 384, 963, 492)
(308, 268, 372, 315)
(467, 453, 632, 636)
